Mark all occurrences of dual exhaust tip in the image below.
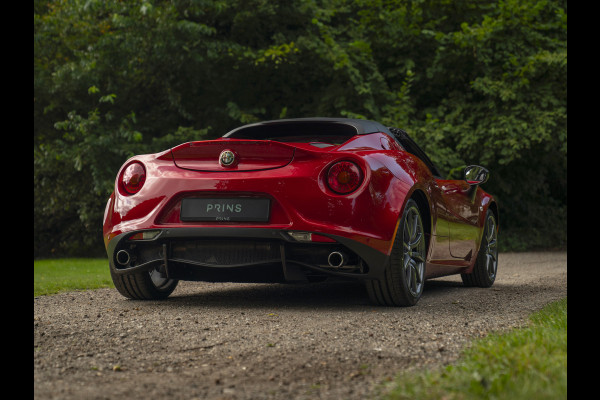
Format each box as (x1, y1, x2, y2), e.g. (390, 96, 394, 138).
(116, 250, 132, 266)
(327, 251, 346, 268)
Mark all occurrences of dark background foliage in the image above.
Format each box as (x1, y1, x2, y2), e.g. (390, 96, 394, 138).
(34, 0, 566, 258)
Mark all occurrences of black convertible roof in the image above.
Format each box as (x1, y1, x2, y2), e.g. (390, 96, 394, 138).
(222, 117, 443, 177)
(223, 117, 393, 137)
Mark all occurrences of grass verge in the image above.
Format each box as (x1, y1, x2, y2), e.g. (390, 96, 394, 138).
(34, 258, 114, 297)
(383, 298, 567, 400)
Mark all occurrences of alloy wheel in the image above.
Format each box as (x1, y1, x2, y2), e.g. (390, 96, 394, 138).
(402, 205, 426, 297)
(483, 214, 498, 280)
(149, 268, 174, 290)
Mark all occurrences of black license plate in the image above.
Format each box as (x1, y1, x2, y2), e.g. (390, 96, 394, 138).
(180, 198, 270, 222)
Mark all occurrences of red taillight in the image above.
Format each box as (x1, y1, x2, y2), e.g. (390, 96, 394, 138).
(121, 162, 146, 195)
(327, 161, 363, 194)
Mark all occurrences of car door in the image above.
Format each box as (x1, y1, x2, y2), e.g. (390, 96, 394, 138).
(390, 128, 479, 262)
(433, 178, 480, 260)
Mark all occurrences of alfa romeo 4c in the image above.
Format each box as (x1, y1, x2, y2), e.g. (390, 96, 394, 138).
(103, 118, 498, 306)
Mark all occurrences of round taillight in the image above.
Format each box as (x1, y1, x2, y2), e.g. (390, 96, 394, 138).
(121, 162, 146, 195)
(327, 161, 363, 194)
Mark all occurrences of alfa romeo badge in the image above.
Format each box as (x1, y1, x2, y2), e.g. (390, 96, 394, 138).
(219, 149, 236, 167)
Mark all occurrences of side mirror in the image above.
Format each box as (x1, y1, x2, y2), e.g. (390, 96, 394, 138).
(464, 165, 489, 185)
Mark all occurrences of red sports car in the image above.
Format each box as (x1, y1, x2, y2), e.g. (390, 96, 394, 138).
(103, 118, 498, 306)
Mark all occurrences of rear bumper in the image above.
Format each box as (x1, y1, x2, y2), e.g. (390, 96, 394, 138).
(107, 227, 390, 282)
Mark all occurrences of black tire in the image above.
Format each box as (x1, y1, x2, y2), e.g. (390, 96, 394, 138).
(461, 210, 498, 288)
(110, 262, 179, 300)
(366, 198, 426, 306)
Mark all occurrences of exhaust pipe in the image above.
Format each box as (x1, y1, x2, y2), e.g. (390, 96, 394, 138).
(116, 250, 131, 266)
(327, 251, 346, 268)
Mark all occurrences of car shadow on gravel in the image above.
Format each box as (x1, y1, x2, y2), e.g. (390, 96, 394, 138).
(167, 280, 371, 310)
(139, 278, 475, 311)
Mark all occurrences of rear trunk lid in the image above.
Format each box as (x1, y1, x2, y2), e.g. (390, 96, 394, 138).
(170, 139, 296, 172)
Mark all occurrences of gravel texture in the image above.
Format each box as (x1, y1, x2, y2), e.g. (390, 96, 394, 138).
(34, 251, 567, 400)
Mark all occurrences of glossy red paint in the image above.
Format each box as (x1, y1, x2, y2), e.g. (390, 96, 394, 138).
(104, 134, 405, 254)
(103, 119, 497, 293)
(170, 140, 295, 171)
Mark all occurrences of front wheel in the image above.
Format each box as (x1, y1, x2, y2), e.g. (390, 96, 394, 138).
(110, 263, 179, 300)
(366, 198, 426, 307)
(461, 210, 498, 287)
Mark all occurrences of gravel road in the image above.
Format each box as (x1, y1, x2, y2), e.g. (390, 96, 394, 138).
(34, 251, 567, 400)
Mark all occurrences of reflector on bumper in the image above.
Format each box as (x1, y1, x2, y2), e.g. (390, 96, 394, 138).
(287, 231, 336, 243)
(129, 230, 161, 240)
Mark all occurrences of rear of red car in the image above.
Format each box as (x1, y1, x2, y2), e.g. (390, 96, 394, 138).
(103, 119, 415, 299)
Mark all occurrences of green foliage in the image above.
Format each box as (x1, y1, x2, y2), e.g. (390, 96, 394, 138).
(34, 0, 566, 257)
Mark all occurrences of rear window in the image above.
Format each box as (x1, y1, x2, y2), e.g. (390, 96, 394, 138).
(224, 122, 357, 145)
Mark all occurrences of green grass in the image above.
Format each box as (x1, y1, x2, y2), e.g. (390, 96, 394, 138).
(34, 258, 114, 297)
(383, 298, 567, 400)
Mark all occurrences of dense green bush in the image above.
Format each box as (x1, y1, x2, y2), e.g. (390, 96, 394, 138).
(34, 0, 566, 257)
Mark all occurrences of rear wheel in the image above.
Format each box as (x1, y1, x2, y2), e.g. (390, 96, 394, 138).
(366, 199, 426, 306)
(110, 263, 179, 300)
(461, 210, 498, 287)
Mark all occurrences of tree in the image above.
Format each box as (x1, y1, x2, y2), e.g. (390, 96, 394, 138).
(34, 0, 566, 256)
